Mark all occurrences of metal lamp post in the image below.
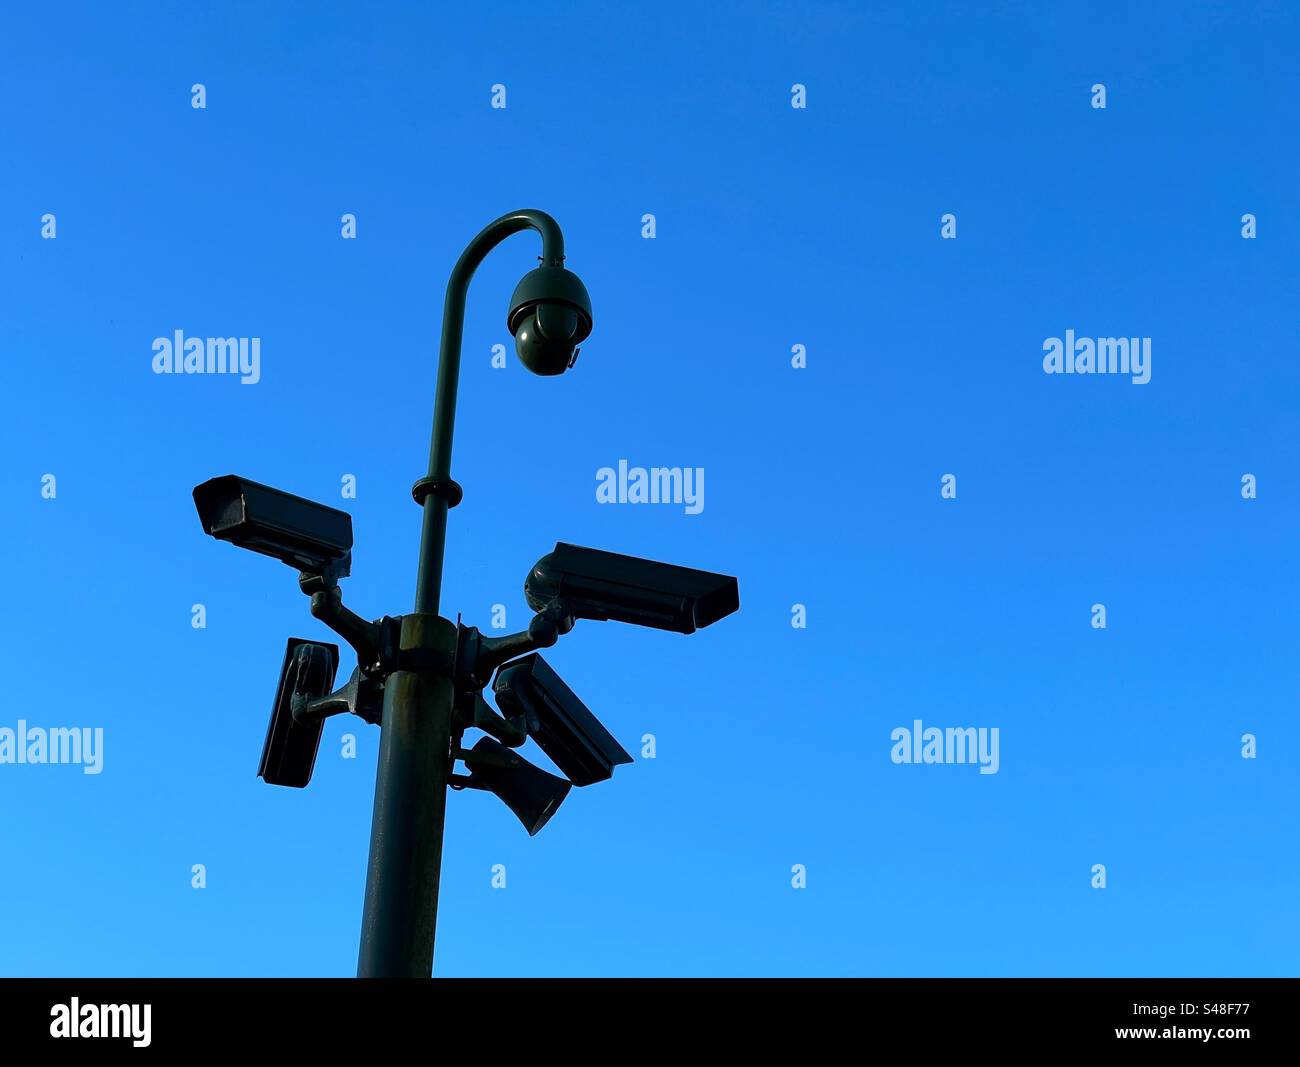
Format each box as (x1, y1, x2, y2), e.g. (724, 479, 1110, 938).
(192, 209, 738, 980)
(357, 209, 590, 977)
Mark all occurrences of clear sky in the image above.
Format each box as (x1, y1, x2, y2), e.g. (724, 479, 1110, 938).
(2, 1, 1297, 976)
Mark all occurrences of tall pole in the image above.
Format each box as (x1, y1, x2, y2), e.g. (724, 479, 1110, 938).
(356, 210, 567, 978)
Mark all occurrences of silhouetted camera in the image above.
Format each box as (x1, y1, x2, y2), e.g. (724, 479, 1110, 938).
(525, 543, 739, 634)
(259, 640, 340, 788)
(193, 475, 353, 577)
(493, 654, 632, 786)
(507, 266, 592, 375)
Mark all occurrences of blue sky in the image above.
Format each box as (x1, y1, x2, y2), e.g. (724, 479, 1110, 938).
(1, 1, 1297, 976)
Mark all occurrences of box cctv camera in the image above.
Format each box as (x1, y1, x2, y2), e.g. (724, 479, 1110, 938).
(259, 639, 340, 788)
(525, 543, 740, 635)
(492, 654, 633, 786)
(193, 475, 353, 577)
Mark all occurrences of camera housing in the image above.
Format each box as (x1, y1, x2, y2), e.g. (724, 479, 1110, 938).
(524, 543, 739, 634)
(506, 266, 592, 376)
(259, 639, 340, 788)
(492, 653, 632, 786)
(193, 475, 353, 577)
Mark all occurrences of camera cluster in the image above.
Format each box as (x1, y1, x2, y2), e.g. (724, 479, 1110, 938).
(189, 210, 741, 974)
(193, 476, 739, 834)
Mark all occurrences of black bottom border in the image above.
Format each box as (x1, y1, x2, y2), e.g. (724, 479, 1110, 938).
(1, 977, 1289, 1055)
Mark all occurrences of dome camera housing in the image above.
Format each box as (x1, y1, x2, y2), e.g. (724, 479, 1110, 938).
(506, 266, 593, 375)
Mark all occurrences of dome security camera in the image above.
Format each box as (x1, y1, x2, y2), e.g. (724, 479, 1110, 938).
(506, 265, 593, 375)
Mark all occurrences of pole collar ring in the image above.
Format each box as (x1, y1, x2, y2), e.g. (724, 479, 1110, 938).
(411, 477, 464, 509)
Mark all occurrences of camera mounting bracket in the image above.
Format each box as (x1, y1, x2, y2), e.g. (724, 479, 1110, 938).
(297, 570, 389, 677)
(446, 598, 577, 748)
(453, 598, 575, 690)
(449, 691, 525, 747)
(447, 741, 525, 792)
(293, 665, 384, 727)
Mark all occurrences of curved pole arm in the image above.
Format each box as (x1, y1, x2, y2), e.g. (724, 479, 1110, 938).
(413, 209, 565, 614)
